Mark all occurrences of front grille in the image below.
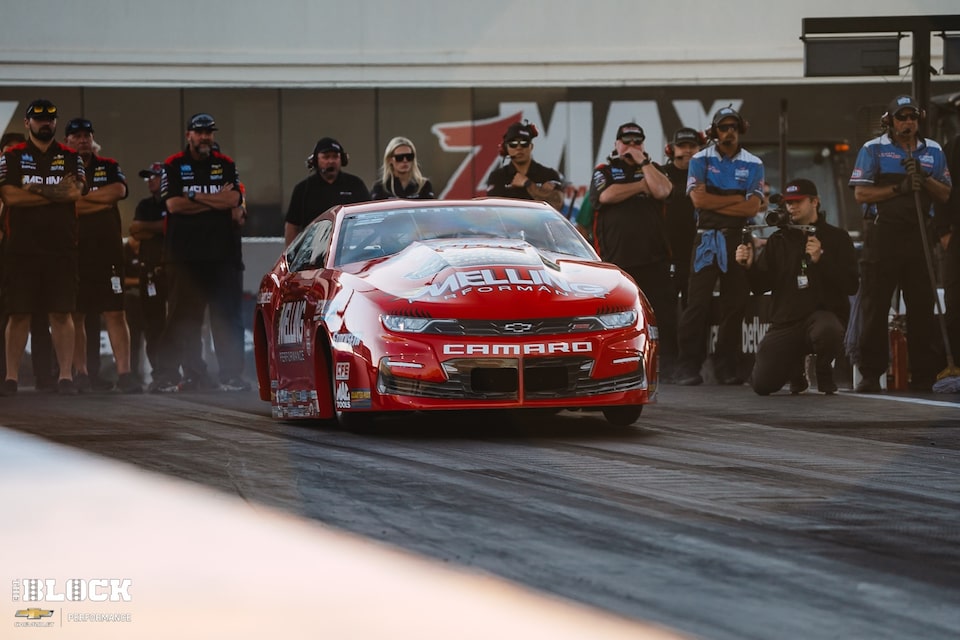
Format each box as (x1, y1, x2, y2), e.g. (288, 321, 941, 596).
(424, 317, 604, 336)
(379, 355, 644, 401)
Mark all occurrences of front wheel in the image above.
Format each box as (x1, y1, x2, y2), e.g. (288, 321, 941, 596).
(602, 405, 642, 426)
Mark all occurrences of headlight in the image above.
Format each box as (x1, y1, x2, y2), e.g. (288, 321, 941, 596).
(595, 310, 638, 329)
(382, 315, 434, 333)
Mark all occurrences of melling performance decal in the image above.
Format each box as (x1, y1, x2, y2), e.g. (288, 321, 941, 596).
(278, 300, 307, 362)
(406, 266, 608, 301)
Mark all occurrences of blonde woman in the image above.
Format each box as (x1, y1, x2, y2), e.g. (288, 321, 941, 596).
(370, 137, 435, 200)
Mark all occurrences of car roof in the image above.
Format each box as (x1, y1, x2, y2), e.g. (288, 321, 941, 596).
(323, 197, 558, 221)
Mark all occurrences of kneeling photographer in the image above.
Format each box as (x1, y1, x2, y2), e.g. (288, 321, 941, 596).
(736, 179, 859, 395)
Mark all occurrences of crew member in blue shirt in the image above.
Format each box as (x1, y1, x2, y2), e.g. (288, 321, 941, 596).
(848, 95, 951, 392)
(674, 106, 765, 386)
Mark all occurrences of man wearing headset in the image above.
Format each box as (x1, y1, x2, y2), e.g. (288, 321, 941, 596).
(486, 122, 563, 211)
(849, 95, 951, 393)
(674, 106, 765, 386)
(284, 137, 369, 246)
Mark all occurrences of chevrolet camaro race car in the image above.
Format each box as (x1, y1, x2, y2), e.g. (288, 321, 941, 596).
(253, 198, 658, 427)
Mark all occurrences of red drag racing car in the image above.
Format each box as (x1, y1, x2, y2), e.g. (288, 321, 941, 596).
(254, 198, 658, 427)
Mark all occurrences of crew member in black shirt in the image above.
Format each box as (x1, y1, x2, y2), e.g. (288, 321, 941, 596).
(284, 137, 369, 246)
(590, 123, 674, 375)
(0, 99, 84, 395)
(486, 121, 563, 211)
(151, 112, 247, 393)
(736, 179, 859, 395)
(129, 162, 168, 379)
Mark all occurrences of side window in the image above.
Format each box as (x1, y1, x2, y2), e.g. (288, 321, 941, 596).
(288, 219, 334, 272)
(304, 219, 334, 270)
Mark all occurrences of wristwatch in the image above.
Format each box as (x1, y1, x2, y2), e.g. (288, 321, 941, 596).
(187, 189, 196, 201)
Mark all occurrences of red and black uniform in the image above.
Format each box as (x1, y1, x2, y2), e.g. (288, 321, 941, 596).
(156, 148, 244, 387)
(77, 154, 128, 314)
(590, 156, 676, 374)
(0, 139, 84, 313)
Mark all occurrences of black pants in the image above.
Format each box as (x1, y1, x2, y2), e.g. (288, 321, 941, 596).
(139, 274, 168, 376)
(676, 232, 750, 381)
(623, 261, 677, 375)
(858, 222, 941, 384)
(751, 310, 844, 395)
(943, 233, 960, 365)
(156, 261, 245, 384)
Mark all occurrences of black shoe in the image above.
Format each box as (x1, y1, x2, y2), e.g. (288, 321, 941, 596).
(149, 378, 180, 393)
(720, 376, 744, 386)
(0, 379, 18, 396)
(789, 375, 809, 395)
(675, 374, 703, 386)
(117, 372, 143, 394)
(74, 373, 92, 393)
(816, 369, 837, 395)
(855, 376, 881, 393)
(57, 378, 79, 395)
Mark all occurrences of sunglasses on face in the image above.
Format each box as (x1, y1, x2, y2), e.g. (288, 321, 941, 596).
(716, 123, 739, 133)
(619, 136, 645, 146)
(507, 140, 531, 149)
(894, 112, 919, 121)
(29, 105, 57, 117)
(393, 152, 415, 162)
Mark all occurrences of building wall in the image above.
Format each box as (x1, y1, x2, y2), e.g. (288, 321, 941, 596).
(0, 2, 954, 87)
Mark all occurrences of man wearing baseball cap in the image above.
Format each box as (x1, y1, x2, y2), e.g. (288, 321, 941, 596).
(487, 121, 564, 211)
(590, 122, 674, 371)
(284, 136, 369, 246)
(675, 105, 765, 386)
(736, 178, 858, 395)
(64, 117, 142, 394)
(0, 99, 87, 395)
(660, 127, 704, 380)
(129, 162, 168, 380)
(849, 94, 952, 392)
(151, 112, 248, 393)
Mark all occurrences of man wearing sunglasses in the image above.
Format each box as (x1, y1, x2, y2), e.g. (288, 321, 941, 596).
(849, 95, 952, 393)
(0, 99, 86, 396)
(675, 106, 765, 387)
(486, 122, 564, 211)
(589, 122, 675, 374)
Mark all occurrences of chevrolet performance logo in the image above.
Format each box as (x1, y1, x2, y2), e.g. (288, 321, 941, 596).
(502, 322, 534, 334)
(16, 608, 54, 620)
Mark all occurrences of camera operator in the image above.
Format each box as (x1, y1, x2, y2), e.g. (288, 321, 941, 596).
(737, 179, 859, 395)
(849, 95, 951, 393)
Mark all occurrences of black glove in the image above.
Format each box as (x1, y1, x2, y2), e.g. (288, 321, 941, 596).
(910, 171, 924, 192)
(902, 156, 919, 176)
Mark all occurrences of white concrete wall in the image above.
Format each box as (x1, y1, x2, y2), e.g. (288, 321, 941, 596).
(0, 1, 955, 87)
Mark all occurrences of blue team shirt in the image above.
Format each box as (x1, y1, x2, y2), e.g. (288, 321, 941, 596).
(849, 133, 951, 223)
(686, 145, 765, 229)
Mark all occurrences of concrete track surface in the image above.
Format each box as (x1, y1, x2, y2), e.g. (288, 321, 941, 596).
(2, 383, 958, 640)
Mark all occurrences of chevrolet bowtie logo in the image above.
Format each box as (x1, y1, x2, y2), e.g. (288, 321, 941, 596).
(16, 608, 54, 620)
(503, 322, 534, 333)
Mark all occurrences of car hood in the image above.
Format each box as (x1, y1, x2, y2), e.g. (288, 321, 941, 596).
(345, 240, 637, 318)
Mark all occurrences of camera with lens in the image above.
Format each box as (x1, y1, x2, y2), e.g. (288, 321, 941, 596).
(763, 194, 791, 228)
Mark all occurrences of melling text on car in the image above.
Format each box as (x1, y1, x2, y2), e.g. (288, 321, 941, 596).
(254, 199, 658, 427)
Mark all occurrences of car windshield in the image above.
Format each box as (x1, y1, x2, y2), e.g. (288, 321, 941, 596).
(333, 204, 597, 266)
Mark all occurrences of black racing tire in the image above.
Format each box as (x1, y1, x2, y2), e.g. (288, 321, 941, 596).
(602, 405, 643, 427)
